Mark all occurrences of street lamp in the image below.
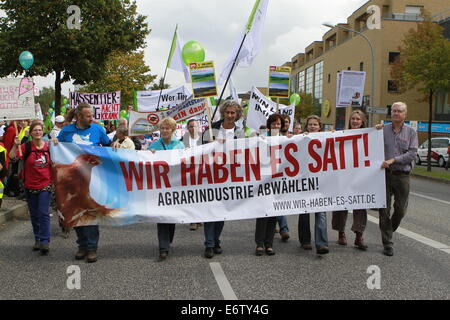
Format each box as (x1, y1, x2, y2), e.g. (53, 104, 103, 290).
(323, 23, 376, 126)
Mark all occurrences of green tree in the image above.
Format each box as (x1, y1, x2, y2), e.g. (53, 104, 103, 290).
(391, 15, 450, 171)
(0, 0, 149, 115)
(150, 77, 170, 90)
(81, 51, 155, 108)
(35, 86, 69, 114)
(294, 92, 317, 122)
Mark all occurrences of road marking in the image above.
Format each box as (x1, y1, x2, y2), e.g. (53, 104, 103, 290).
(209, 262, 238, 300)
(367, 215, 450, 254)
(410, 192, 450, 206)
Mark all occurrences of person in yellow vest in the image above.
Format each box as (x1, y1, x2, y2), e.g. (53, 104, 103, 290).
(18, 120, 30, 143)
(0, 144, 8, 206)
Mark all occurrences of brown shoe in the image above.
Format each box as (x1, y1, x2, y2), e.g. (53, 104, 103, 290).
(354, 232, 368, 250)
(86, 250, 98, 263)
(301, 244, 313, 250)
(338, 232, 347, 246)
(75, 248, 87, 260)
(189, 223, 198, 231)
(280, 232, 290, 242)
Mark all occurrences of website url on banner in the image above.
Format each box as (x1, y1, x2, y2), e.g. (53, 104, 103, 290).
(273, 194, 377, 211)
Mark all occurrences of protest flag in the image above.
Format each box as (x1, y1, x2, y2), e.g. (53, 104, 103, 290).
(212, 0, 269, 120)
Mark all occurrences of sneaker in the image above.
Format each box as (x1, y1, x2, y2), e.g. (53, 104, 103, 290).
(213, 245, 223, 254)
(255, 247, 264, 256)
(265, 247, 275, 256)
(86, 250, 98, 263)
(158, 251, 168, 261)
(75, 248, 87, 260)
(204, 247, 214, 259)
(383, 246, 393, 256)
(301, 243, 313, 250)
(40, 243, 49, 256)
(317, 246, 330, 255)
(189, 223, 198, 231)
(32, 241, 41, 251)
(280, 232, 290, 242)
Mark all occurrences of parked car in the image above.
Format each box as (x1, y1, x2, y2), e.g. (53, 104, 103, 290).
(415, 137, 450, 167)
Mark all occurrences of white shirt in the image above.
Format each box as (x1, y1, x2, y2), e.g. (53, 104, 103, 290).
(189, 136, 199, 147)
(217, 125, 235, 140)
(49, 126, 62, 139)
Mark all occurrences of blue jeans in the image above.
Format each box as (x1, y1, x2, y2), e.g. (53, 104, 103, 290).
(276, 216, 289, 233)
(26, 190, 52, 244)
(298, 212, 328, 249)
(74, 226, 99, 251)
(204, 221, 224, 248)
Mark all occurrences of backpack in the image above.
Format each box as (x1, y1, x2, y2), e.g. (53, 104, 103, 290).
(18, 141, 50, 184)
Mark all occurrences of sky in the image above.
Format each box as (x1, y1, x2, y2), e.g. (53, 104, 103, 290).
(31, 0, 368, 96)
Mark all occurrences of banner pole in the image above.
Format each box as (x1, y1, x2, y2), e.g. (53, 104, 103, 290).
(211, 32, 248, 122)
(157, 24, 178, 111)
(206, 99, 214, 142)
(276, 98, 279, 113)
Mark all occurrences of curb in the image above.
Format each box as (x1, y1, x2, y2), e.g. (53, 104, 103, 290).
(411, 173, 450, 185)
(0, 203, 29, 224)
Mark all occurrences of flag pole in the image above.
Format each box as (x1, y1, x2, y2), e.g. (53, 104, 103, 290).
(211, 32, 248, 122)
(157, 24, 178, 110)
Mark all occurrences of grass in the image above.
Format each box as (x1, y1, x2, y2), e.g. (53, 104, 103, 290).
(412, 167, 450, 181)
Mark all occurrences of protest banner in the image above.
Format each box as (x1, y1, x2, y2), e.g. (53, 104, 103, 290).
(268, 66, 291, 98)
(69, 91, 121, 120)
(129, 97, 207, 136)
(136, 85, 192, 112)
(336, 71, 366, 107)
(51, 128, 386, 227)
(189, 61, 218, 99)
(0, 78, 36, 120)
(247, 87, 294, 131)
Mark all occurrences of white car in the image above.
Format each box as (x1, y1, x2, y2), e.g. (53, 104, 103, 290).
(415, 137, 450, 167)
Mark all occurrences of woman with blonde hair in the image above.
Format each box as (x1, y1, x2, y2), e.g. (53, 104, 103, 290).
(150, 117, 185, 261)
(332, 110, 368, 250)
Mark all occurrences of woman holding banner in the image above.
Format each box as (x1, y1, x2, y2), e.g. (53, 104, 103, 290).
(331, 110, 368, 250)
(10, 120, 53, 256)
(254, 114, 285, 256)
(298, 115, 329, 255)
(150, 117, 185, 261)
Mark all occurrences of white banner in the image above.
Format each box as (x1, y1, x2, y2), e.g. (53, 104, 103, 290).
(337, 71, 366, 107)
(69, 91, 121, 120)
(136, 85, 192, 112)
(51, 128, 386, 227)
(0, 78, 36, 120)
(247, 87, 294, 131)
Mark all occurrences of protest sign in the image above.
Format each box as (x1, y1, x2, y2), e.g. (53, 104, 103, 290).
(247, 87, 294, 130)
(69, 91, 121, 120)
(129, 97, 207, 136)
(336, 71, 366, 107)
(268, 66, 291, 98)
(0, 78, 36, 120)
(189, 61, 218, 99)
(136, 85, 192, 112)
(51, 128, 386, 227)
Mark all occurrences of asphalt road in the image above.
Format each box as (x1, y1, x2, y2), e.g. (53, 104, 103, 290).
(0, 177, 449, 301)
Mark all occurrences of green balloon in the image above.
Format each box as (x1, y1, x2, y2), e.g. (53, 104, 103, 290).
(120, 110, 127, 118)
(182, 41, 206, 65)
(63, 98, 68, 105)
(60, 106, 67, 115)
(48, 108, 54, 114)
(19, 51, 34, 70)
(290, 93, 301, 105)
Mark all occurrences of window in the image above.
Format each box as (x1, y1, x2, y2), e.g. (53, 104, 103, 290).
(389, 52, 400, 64)
(305, 66, 314, 95)
(388, 80, 399, 92)
(360, 62, 364, 71)
(314, 61, 324, 105)
(298, 71, 305, 93)
(328, 74, 331, 83)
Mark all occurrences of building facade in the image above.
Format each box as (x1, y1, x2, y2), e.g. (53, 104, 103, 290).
(287, 0, 449, 138)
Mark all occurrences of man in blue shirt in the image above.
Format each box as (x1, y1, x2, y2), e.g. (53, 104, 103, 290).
(57, 103, 110, 263)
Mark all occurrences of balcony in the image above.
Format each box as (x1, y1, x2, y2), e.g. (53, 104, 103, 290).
(384, 13, 423, 22)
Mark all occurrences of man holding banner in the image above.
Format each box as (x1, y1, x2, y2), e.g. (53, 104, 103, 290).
(201, 100, 245, 258)
(56, 103, 111, 263)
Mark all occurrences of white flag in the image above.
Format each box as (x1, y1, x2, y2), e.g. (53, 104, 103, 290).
(229, 77, 241, 104)
(167, 25, 191, 83)
(218, 0, 269, 85)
